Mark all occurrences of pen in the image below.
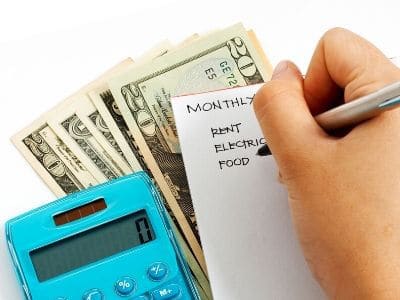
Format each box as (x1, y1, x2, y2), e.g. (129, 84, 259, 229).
(256, 81, 400, 156)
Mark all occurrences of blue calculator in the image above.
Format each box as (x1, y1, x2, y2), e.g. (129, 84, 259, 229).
(6, 172, 200, 300)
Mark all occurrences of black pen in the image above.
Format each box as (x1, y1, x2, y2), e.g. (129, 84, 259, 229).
(257, 81, 400, 156)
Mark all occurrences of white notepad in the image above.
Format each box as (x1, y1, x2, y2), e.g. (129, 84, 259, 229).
(172, 84, 325, 299)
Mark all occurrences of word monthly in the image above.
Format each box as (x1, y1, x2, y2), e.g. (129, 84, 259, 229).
(186, 96, 254, 114)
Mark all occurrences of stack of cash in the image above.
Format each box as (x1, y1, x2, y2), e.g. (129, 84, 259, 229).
(12, 23, 272, 299)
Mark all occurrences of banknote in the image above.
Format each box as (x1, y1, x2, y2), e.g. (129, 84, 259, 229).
(75, 95, 136, 173)
(89, 86, 149, 173)
(11, 59, 135, 195)
(86, 110, 129, 167)
(109, 23, 272, 272)
(47, 95, 132, 183)
(88, 42, 172, 172)
(12, 117, 99, 197)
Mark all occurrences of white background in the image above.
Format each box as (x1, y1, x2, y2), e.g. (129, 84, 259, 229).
(0, 0, 399, 299)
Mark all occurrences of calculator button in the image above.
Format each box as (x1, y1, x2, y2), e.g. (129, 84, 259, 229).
(82, 289, 104, 300)
(148, 262, 168, 281)
(131, 296, 149, 300)
(151, 284, 181, 300)
(115, 276, 136, 296)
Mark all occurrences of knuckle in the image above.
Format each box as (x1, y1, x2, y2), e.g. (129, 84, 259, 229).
(322, 27, 351, 43)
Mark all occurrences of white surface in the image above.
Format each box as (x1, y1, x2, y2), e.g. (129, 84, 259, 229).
(0, 0, 399, 299)
(172, 84, 325, 299)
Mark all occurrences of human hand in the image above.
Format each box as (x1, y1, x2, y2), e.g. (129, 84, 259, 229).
(253, 28, 400, 299)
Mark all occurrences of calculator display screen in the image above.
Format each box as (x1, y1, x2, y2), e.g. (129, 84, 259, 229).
(30, 209, 155, 282)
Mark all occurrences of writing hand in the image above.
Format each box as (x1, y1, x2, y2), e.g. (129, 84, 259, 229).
(254, 28, 400, 299)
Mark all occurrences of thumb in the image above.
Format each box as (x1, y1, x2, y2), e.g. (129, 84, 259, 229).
(253, 61, 329, 172)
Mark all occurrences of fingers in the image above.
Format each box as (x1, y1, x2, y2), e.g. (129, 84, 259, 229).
(253, 61, 329, 173)
(304, 27, 400, 115)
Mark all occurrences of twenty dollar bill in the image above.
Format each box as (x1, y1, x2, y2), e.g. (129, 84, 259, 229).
(109, 23, 272, 272)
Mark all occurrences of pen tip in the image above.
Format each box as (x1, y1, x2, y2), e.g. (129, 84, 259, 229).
(256, 144, 272, 157)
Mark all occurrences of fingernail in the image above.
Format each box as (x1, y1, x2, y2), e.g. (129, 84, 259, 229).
(272, 60, 289, 80)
